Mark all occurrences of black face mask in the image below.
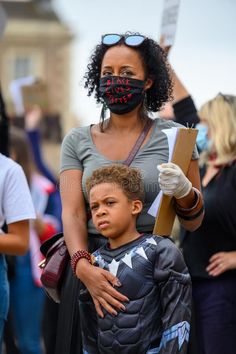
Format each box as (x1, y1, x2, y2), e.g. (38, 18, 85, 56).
(99, 76, 145, 115)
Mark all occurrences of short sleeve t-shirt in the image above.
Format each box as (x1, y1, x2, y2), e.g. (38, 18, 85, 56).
(0, 154, 36, 233)
(60, 118, 199, 234)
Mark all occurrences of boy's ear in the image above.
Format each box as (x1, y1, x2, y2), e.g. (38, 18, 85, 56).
(132, 200, 143, 215)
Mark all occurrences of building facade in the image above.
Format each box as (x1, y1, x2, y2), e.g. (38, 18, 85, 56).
(0, 0, 75, 136)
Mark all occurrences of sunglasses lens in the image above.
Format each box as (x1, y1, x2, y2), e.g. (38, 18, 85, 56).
(102, 34, 121, 45)
(125, 35, 145, 46)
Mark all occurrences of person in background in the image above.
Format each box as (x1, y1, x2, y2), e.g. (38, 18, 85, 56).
(25, 106, 62, 225)
(180, 94, 236, 354)
(25, 106, 59, 181)
(0, 88, 35, 354)
(7, 126, 60, 354)
(57, 32, 204, 354)
(160, 37, 236, 354)
(79, 164, 192, 354)
(24, 106, 62, 354)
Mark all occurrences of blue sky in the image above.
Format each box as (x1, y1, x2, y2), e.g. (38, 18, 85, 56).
(53, 0, 236, 126)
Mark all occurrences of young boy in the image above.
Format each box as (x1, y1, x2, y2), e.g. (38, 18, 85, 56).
(80, 164, 191, 354)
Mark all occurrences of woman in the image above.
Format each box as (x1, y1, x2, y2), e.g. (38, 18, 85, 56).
(0, 88, 35, 354)
(180, 94, 236, 354)
(57, 33, 204, 353)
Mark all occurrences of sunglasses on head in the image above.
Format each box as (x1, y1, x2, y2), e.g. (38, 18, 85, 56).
(102, 34, 146, 47)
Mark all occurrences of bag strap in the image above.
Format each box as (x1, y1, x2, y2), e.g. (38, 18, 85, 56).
(40, 232, 64, 256)
(123, 118, 154, 166)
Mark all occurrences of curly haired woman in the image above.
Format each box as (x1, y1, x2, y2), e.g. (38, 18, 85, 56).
(56, 33, 204, 353)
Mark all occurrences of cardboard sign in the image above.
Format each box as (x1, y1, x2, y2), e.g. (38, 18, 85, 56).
(153, 128, 198, 236)
(160, 0, 181, 46)
(22, 82, 48, 112)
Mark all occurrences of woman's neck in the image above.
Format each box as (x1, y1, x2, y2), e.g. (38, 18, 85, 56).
(106, 111, 148, 134)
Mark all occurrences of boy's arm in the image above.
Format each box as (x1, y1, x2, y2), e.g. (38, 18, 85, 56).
(154, 238, 192, 354)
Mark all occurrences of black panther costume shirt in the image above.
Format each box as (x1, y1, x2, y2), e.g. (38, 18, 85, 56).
(79, 234, 192, 354)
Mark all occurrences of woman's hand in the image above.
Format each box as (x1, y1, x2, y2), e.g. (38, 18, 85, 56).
(77, 260, 129, 318)
(157, 162, 192, 199)
(206, 251, 236, 277)
(157, 160, 204, 232)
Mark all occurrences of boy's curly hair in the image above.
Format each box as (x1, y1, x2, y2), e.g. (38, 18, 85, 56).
(86, 164, 144, 203)
(84, 32, 173, 117)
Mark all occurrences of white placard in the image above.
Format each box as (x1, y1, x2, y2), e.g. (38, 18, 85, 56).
(0, 4, 7, 39)
(148, 127, 179, 217)
(9, 76, 36, 116)
(160, 0, 181, 46)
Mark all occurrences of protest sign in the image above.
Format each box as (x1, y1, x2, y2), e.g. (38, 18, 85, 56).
(10, 77, 48, 116)
(22, 82, 48, 112)
(160, 0, 181, 46)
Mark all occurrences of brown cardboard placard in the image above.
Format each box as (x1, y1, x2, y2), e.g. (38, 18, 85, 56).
(153, 128, 198, 236)
(22, 82, 48, 112)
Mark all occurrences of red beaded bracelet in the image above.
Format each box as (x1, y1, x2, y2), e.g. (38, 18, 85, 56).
(71, 250, 92, 276)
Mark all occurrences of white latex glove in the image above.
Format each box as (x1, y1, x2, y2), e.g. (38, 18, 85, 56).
(157, 162, 192, 199)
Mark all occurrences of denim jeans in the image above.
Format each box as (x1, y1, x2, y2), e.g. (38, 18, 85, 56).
(10, 252, 45, 354)
(0, 255, 9, 354)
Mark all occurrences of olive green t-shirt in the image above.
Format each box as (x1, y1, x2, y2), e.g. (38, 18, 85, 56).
(60, 118, 198, 234)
